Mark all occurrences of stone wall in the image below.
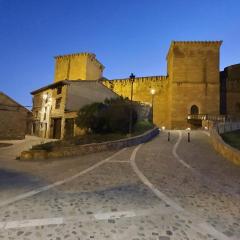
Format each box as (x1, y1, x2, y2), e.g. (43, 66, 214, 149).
(210, 122, 240, 165)
(20, 128, 159, 160)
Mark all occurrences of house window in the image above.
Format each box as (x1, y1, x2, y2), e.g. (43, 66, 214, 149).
(55, 98, 61, 109)
(57, 86, 62, 95)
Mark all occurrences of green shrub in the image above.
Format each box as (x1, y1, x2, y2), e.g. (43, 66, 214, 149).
(134, 120, 154, 134)
(75, 97, 138, 134)
(75, 102, 108, 133)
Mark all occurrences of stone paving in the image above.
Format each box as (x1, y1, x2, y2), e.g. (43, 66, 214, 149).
(0, 131, 239, 239)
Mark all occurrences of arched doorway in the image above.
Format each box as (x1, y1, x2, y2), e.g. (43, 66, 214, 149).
(190, 105, 199, 115)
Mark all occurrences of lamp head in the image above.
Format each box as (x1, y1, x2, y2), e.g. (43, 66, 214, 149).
(150, 89, 156, 95)
(129, 73, 135, 80)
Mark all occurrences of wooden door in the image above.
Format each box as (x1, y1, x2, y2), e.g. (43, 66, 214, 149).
(53, 118, 62, 139)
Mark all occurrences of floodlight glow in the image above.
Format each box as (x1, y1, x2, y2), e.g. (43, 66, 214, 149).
(150, 89, 156, 95)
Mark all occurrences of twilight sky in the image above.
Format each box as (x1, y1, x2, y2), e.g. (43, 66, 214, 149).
(0, 0, 239, 106)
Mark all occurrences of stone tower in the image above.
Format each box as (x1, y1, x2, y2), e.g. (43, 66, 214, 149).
(167, 41, 222, 128)
(54, 53, 104, 82)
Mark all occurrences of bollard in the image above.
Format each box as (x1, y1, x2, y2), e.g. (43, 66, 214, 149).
(188, 132, 190, 142)
(168, 132, 170, 142)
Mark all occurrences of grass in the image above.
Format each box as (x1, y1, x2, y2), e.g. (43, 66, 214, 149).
(32, 121, 154, 152)
(221, 130, 240, 150)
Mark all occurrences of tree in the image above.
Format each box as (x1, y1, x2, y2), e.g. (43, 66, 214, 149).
(104, 98, 137, 133)
(75, 102, 108, 133)
(75, 97, 138, 134)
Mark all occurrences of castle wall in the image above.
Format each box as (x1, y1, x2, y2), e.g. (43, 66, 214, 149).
(102, 76, 170, 128)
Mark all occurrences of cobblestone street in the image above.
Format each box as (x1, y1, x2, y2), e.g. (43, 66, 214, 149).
(0, 131, 239, 240)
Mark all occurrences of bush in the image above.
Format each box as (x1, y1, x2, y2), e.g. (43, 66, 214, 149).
(75, 97, 138, 134)
(75, 102, 108, 133)
(134, 120, 154, 134)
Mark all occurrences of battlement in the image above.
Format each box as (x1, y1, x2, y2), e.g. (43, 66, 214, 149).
(107, 75, 168, 83)
(171, 40, 222, 45)
(54, 52, 104, 69)
(167, 40, 222, 60)
(55, 52, 95, 59)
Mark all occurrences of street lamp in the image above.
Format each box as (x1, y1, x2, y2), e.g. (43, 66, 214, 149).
(150, 89, 156, 124)
(129, 73, 135, 135)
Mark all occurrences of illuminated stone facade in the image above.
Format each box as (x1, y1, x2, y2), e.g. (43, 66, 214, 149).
(31, 41, 240, 138)
(54, 53, 104, 82)
(31, 80, 118, 139)
(103, 41, 222, 129)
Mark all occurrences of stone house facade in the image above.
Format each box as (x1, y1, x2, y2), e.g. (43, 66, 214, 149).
(31, 80, 118, 139)
(0, 92, 31, 139)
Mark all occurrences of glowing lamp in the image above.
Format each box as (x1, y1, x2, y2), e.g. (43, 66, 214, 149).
(150, 89, 156, 95)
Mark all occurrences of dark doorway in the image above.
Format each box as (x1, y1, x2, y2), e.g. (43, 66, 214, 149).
(65, 118, 74, 139)
(53, 118, 62, 139)
(44, 123, 48, 138)
(190, 105, 199, 115)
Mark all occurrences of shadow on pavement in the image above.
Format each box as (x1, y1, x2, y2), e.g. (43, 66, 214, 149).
(0, 169, 45, 189)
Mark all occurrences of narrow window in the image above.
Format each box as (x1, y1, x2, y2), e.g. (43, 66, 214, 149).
(55, 98, 62, 109)
(57, 85, 62, 95)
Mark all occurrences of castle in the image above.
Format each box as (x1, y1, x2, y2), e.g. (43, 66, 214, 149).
(31, 41, 240, 138)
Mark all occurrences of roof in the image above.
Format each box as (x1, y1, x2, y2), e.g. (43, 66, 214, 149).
(31, 79, 111, 95)
(166, 40, 223, 59)
(31, 80, 69, 95)
(0, 92, 31, 112)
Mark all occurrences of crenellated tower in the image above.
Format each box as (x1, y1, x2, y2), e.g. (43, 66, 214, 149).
(167, 41, 222, 128)
(54, 52, 104, 82)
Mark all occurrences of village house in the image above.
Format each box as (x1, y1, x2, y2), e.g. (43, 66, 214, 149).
(0, 92, 31, 139)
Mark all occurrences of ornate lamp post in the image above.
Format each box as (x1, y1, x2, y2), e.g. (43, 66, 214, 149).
(129, 73, 135, 135)
(150, 89, 156, 124)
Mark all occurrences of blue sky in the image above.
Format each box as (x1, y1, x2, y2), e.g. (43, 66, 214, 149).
(0, 0, 239, 106)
